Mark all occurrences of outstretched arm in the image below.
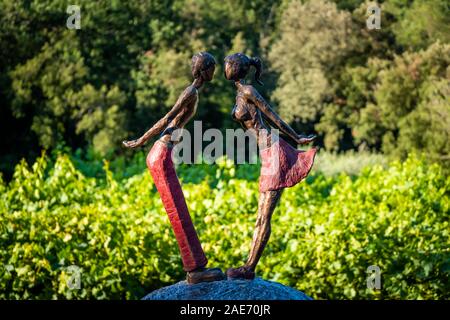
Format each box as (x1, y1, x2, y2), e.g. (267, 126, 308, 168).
(122, 101, 183, 149)
(246, 87, 316, 145)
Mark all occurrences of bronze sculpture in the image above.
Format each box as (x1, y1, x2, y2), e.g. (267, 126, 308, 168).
(224, 53, 317, 280)
(123, 52, 226, 284)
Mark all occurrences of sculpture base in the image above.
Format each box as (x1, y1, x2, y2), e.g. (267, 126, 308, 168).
(142, 277, 312, 300)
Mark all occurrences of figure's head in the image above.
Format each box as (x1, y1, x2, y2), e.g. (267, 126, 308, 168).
(191, 52, 216, 82)
(224, 53, 263, 85)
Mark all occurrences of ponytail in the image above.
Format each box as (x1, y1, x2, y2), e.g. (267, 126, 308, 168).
(224, 53, 264, 84)
(250, 57, 263, 85)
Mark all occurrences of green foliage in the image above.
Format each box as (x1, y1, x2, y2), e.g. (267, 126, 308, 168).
(387, 0, 450, 50)
(265, 0, 449, 166)
(268, 0, 354, 123)
(1, 153, 448, 299)
(1, 0, 166, 155)
(1, 0, 449, 177)
(312, 151, 387, 176)
(345, 42, 450, 162)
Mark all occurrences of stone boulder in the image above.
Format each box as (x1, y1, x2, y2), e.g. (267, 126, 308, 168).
(142, 277, 312, 300)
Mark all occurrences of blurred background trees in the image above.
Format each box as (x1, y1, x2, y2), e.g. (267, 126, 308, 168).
(0, 0, 449, 178)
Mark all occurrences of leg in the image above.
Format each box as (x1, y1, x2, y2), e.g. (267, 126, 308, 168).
(227, 189, 283, 279)
(246, 190, 283, 270)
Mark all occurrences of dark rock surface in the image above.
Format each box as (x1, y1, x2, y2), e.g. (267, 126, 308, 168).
(142, 277, 312, 300)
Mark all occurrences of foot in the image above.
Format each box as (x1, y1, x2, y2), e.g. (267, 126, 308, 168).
(226, 266, 255, 280)
(186, 267, 226, 284)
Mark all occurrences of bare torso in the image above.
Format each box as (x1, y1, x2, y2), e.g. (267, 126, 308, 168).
(160, 85, 198, 144)
(232, 84, 272, 148)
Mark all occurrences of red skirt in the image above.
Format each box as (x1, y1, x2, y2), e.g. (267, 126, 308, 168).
(259, 138, 317, 193)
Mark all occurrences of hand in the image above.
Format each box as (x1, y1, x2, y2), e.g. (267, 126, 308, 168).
(122, 139, 143, 149)
(296, 134, 316, 145)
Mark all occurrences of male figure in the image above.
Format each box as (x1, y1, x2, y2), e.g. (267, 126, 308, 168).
(123, 52, 225, 284)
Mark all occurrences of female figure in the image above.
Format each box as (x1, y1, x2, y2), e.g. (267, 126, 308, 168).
(123, 52, 225, 284)
(224, 53, 317, 279)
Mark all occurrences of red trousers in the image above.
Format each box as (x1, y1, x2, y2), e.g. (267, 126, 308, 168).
(147, 141, 208, 272)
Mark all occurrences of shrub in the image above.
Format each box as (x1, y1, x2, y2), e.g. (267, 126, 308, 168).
(0, 153, 448, 299)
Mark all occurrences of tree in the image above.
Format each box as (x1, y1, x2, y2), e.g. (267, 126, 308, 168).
(386, 0, 450, 50)
(1, 0, 176, 160)
(346, 42, 450, 162)
(268, 0, 355, 124)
